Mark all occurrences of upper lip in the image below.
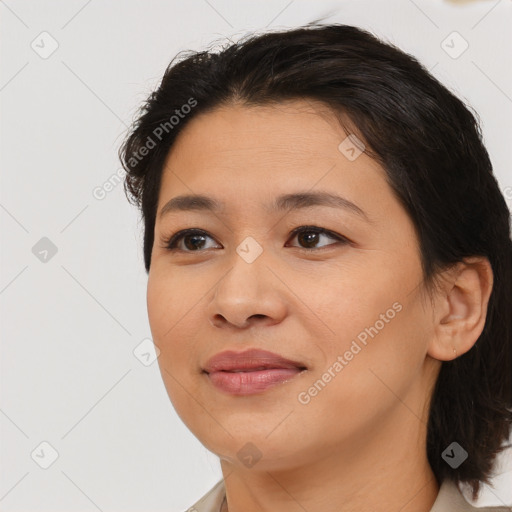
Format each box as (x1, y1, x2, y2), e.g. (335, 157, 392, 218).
(202, 348, 307, 373)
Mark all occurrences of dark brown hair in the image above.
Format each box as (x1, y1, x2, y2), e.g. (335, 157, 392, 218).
(119, 23, 512, 499)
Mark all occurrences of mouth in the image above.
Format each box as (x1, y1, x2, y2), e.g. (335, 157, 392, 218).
(204, 367, 307, 395)
(202, 348, 308, 395)
(202, 348, 307, 374)
(216, 366, 307, 373)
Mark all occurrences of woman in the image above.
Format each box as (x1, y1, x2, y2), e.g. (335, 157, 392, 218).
(119, 23, 512, 512)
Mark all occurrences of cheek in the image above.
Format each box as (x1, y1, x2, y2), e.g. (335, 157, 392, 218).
(314, 259, 427, 387)
(310, 264, 402, 345)
(324, 290, 431, 417)
(147, 273, 194, 371)
(146, 267, 168, 330)
(296, 307, 426, 447)
(147, 275, 205, 424)
(146, 269, 196, 338)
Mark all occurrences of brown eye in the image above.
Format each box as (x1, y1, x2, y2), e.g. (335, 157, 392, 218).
(164, 229, 218, 251)
(287, 226, 348, 250)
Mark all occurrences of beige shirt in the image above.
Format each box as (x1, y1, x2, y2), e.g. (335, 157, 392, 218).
(186, 478, 512, 512)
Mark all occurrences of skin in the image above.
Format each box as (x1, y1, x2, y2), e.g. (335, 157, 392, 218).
(146, 100, 493, 512)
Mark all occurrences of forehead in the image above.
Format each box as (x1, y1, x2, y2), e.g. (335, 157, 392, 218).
(168, 101, 344, 161)
(159, 100, 386, 198)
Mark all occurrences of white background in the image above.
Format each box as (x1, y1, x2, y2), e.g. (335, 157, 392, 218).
(1, 0, 511, 510)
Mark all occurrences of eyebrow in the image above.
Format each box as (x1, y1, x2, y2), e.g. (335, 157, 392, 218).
(158, 191, 370, 221)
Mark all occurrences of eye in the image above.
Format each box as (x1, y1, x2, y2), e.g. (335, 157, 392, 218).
(286, 226, 349, 250)
(162, 229, 219, 252)
(161, 226, 349, 252)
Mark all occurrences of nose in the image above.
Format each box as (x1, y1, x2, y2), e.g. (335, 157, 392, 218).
(207, 255, 288, 330)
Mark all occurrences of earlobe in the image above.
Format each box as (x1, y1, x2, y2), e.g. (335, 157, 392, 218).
(427, 257, 493, 361)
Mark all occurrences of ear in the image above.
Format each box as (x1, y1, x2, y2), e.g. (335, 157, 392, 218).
(427, 257, 493, 361)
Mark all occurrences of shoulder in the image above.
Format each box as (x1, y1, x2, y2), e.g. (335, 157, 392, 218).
(184, 479, 225, 512)
(430, 480, 511, 512)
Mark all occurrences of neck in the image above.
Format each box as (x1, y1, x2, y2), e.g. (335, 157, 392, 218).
(219, 413, 439, 512)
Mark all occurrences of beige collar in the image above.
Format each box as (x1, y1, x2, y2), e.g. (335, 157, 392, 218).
(189, 478, 511, 512)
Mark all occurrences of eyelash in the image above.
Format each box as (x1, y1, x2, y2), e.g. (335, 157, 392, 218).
(161, 226, 350, 253)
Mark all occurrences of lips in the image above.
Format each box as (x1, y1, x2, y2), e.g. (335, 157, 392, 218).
(202, 348, 307, 395)
(202, 348, 307, 374)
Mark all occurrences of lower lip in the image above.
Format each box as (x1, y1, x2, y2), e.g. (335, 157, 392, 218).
(205, 368, 305, 395)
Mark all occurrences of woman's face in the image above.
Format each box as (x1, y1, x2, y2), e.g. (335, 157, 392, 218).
(147, 100, 441, 470)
